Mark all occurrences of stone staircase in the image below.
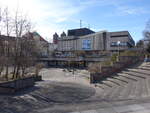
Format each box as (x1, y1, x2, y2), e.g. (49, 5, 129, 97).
(94, 62, 150, 100)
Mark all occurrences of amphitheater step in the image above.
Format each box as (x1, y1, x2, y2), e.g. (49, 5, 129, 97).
(121, 71, 146, 80)
(106, 78, 122, 86)
(146, 78, 150, 97)
(108, 85, 125, 99)
(124, 71, 147, 79)
(127, 69, 150, 77)
(117, 73, 138, 81)
(114, 75, 135, 83)
(119, 81, 135, 99)
(102, 85, 118, 99)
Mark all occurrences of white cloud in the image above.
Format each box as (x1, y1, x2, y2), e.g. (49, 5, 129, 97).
(0, 0, 83, 42)
(116, 6, 149, 15)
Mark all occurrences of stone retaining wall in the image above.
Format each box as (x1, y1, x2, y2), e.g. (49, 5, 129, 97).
(0, 76, 35, 94)
(90, 56, 144, 83)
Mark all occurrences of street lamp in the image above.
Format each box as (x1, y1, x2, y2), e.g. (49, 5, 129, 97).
(117, 41, 120, 61)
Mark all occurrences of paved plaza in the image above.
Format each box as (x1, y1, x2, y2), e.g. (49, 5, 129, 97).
(0, 62, 150, 113)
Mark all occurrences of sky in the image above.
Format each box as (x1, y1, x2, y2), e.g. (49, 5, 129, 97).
(0, 0, 150, 43)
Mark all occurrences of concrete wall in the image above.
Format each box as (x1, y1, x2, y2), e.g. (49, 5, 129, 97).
(90, 56, 143, 83)
(57, 31, 135, 52)
(0, 77, 35, 94)
(107, 31, 135, 51)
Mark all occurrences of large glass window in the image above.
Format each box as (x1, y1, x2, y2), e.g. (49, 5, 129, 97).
(82, 39, 91, 50)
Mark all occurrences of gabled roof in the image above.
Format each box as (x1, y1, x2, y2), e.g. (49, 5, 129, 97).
(32, 32, 48, 43)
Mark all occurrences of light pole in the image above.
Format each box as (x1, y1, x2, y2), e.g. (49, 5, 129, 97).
(117, 41, 120, 61)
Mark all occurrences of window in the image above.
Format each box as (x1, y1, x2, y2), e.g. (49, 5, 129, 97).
(110, 42, 127, 47)
(120, 42, 127, 46)
(111, 42, 118, 46)
(82, 39, 91, 50)
(111, 35, 128, 38)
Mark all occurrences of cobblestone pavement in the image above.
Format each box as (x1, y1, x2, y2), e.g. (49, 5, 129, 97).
(0, 62, 150, 113)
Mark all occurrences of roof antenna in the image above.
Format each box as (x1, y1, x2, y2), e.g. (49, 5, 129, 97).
(80, 20, 82, 28)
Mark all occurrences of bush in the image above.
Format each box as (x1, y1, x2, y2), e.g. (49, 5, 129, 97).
(120, 50, 138, 56)
(35, 63, 44, 76)
(111, 53, 118, 62)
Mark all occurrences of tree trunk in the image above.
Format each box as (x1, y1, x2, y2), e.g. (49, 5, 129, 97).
(0, 66, 3, 76)
(5, 65, 8, 80)
(12, 65, 16, 79)
(16, 65, 20, 79)
(21, 66, 25, 77)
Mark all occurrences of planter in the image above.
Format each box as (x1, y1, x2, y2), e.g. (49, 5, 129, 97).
(90, 73, 102, 83)
(34, 75, 42, 81)
(0, 76, 35, 94)
(90, 56, 143, 84)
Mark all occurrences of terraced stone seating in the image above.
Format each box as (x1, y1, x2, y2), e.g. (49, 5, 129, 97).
(94, 62, 150, 100)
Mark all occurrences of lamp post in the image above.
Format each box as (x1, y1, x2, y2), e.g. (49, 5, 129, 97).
(117, 41, 120, 61)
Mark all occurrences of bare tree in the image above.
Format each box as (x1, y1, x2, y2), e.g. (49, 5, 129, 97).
(0, 8, 3, 76)
(143, 20, 150, 40)
(143, 20, 150, 53)
(3, 7, 14, 80)
(136, 40, 144, 48)
(0, 7, 40, 80)
(12, 10, 36, 79)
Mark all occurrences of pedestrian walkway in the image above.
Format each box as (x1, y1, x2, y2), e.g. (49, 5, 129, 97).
(70, 102, 150, 113)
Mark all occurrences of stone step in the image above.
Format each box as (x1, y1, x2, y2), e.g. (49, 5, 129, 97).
(95, 83, 107, 90)
(112, 76, 128, 85)
(108, 85, 125, 99)
(106, 78, 122, 86)
(139, 62, 150, 67)
(146, 78, 150, 96)
(137, 67, 150, 71)
(135, 68, 150, 73)
(101, 81, 114, 88)
(95, 82, 112, 94)
(128, 69, 150, 77)
(142, 65, 150, 68)
(124, 71, 147, 79)
(119, 81, 135, 99)
(134, 80, 143, 98)
(128, 81, 137, 98)
(96, 83, 113, 99)
(114, 75, 135, 83)
(92, 85, 104, 98)
(122, 71, 146, 80)
(102, 85, 118, 99)
(118, 73, 138, 81)
(113, 76, 129, 84)
(141, 79, 149, 97)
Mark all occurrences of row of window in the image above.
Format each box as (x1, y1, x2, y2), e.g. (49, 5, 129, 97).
(110, 35, 128, 38)
(111, 42, 127, 47)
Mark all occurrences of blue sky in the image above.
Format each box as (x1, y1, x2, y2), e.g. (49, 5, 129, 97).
(0, 0, 150, 42)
